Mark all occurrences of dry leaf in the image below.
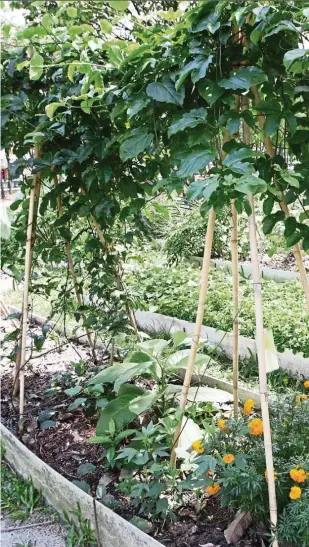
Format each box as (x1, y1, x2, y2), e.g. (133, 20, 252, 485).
(224, 511, 252, 544)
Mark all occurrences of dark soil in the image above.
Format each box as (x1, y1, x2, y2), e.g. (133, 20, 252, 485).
(1, 316, 259, 547)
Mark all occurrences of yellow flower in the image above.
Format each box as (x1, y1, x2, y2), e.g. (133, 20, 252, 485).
(223, 454, 235, 464)
(218, 419, 229, 432)
(243, 398, 255, 416)
(264, 469, 277, 482)
(296, 394, 308, 403)
(289, 486, 302, 500)
(304, 380, 309, 389)
(205, 483, 221, 495)
(192, 440, 204, 454)
(248, 417, 263, 436)
(289, 468, 306, 483)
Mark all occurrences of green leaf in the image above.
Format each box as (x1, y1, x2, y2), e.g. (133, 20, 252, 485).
(146, 81, 185, 106)
(107, 0, 129, 10)
(96, 389, 144, 433)
(65, 386, 82, 396)
(67, 6, 77, 17)
(171, 331, 188, 347)
(68, 397, 87, 410)
(281, 172, 300, 188)
(168, 108, 207, 137)
(235, 175, 267, 195)
(264, 21, 300, 39)
(77, 463, 96, 476)
(88, 436, 112, 444)
(88, 360, 152, 386)
(166, 349, 212, 370)
(72, 480, 91, 493)
(127, 97, 150, 119)
(284, 217, 297, 237)
(283, 49, 309, 73)
(29, 52, 44, 81)
(178, 148, 216, 178)
(250, 21, 266, 44)
(223, 148, 262, 174)
(129, 516, 152, 534)
(286, 232, 302, 247)
(262, 211, 285, 235)
(198, 80, 224, 106)
(219, 67, 268, 91)
(263, 195, 275, 215)
(113, 362, 153, 391)
(45, 102, 63, 119)
(175, 57, 205, 91)
(40, 420, 56, 430)
(226, 118, 240, 136)
(264, 113, 281, 136)
(119, 132, 153, 162)
(99, 19, 113, 33)
(129, 389, 163, 415)
(136, 339, 170, 358)
(191, 55, 213, 84)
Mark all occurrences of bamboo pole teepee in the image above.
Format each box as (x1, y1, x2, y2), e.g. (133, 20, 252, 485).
(170, 207, 216, 465)
(54, 176, 97, 363)
(18, 144, 41, 429)
(251, 85, 309, 308)
(243, 94, 279, 547)
(231, 199, 239, 417)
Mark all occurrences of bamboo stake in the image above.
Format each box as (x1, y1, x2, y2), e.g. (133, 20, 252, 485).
(243, 94, 279, 546)
(18, 144, 41, 430)
(53, 177, 97, 363)
(80, 187, 139, 335)
(231, 199, 239, 417)
(251, 85, 309, 308)
(248, 194, 279, 547)
(170, 208, 216, 465)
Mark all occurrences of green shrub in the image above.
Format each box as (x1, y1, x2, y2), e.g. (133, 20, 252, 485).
(126, 261, 309, 355)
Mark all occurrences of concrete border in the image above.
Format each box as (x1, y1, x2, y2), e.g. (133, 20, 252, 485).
(0, 423, 162, 547)
(189, 256, 309, 283)
(135, 310, 309, 378)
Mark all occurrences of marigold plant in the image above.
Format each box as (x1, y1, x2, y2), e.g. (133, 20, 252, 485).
(304, 380, 309, 389)
(295, 394, 308, 403)
(243, 398, 255, 416)
(205, 483, 221, 496)
(289, 486, 302, 500)
(218, 419, 228, 432)
(248, 417, 263, 436)
(223, 454, 235, 464)
(192, 440, 204, 454)
(289, 468, 307, 483)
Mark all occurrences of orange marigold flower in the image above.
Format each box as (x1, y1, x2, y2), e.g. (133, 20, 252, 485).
(296, 394, 308, 403)
(192, 440, 205, 454)
(289, 486, 302, 500)
(218, 419, 229, 432)
(223, 454, 235, 464)
(243, 398, 255, 416)
(304, 380, 309, 389)
(248, 417, 263, 436)
(205, 483, 221, 496)
(289, 468, 306, 483)
(264, 469, 277, 482)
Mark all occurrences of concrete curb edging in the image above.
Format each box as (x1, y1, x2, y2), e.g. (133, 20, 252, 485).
(0, 423, 162, 547)
(135, 310, 309, 378)
(190, 256, 309, 283)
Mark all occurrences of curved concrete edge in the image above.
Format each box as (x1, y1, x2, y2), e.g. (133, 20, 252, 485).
(0, 423, 162, 547)
(189, 256, 308, 283)
(135, 310, 309, 378)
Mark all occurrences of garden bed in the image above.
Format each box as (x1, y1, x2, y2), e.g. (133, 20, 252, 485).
(0, 313, 259, 546)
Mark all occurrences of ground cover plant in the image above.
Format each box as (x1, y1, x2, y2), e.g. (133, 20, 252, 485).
(126, 258, 309, 356)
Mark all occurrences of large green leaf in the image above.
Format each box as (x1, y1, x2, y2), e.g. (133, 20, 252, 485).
(191, 55, 213, 84)
(262, 211, 285, 235)
(96, 385, 144, 433)
(107, 0, 129, 10)
(178, 148, 216, 178)
(88, 360, 153, 390)
(119, 132, 153, 161)
(136, 339, 170, 358)
(198, 80, 224, 106)
(283, 49, 309, 73)
(29, 52, 44, 81)
(223, 148, 263, 174)
(128, 389, 163, 415)
(45, 102, 63, 119)
(175, 57, 205, 91)
(219, 67, 268, 90)
(166, 349, 213, 370)
(114, 361, 154, 391)
(187, 176, 219, 201)
(235, 175, 267, 195)
(168, 108, 207, 137)
(127, 96, 150, 119)
(146, 80, 185, 106)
